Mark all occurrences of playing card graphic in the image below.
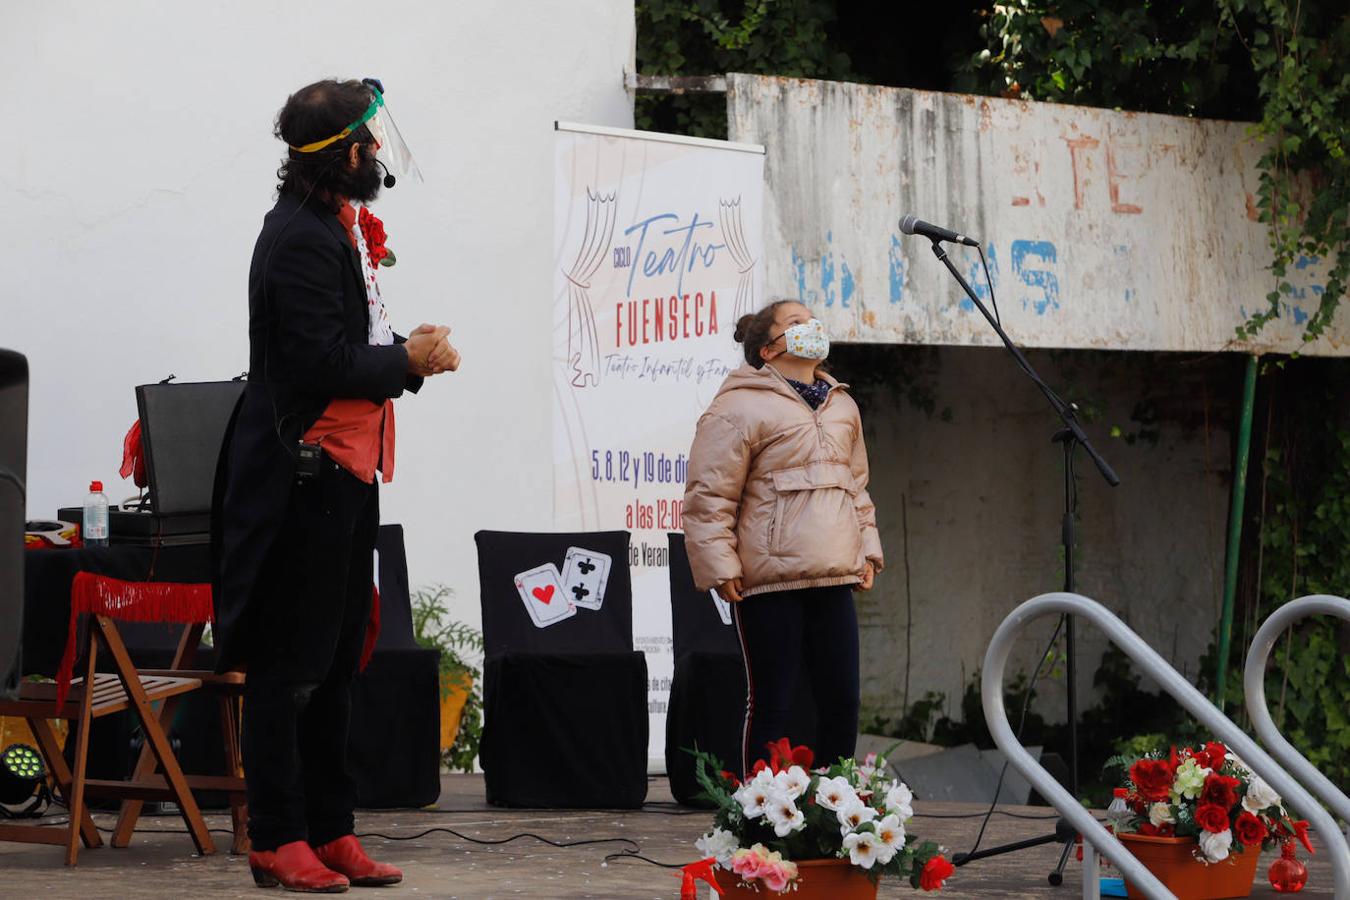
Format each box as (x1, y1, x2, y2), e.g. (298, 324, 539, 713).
(560, 547, 612, 611)
(513, 564, 577, 628)
(710, 590, 733, 626)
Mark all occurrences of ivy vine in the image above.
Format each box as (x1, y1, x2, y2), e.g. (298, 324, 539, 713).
(1243, 426, 1350, 787)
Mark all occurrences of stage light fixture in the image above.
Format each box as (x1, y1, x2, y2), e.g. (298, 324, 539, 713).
(0, 743, 45, 806)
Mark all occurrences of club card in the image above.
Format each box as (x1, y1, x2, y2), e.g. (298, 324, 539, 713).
(513, 563, 576, 628)
(560, 547, 612, 611)
(711, 590, 733, 626)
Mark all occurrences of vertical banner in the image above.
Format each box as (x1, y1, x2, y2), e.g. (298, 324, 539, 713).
(553, 123, 765, 761)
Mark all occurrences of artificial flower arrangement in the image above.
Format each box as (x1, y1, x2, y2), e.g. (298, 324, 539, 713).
(691, 739, 954, 894)
(1107, 740, 1314, 865)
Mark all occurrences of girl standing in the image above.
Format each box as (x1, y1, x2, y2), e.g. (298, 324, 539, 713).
(683, 300, 883, 775)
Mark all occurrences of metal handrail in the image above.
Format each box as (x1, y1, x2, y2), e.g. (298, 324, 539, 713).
(1245, 594, 1350, 826)
(983, 592, 1350, 900)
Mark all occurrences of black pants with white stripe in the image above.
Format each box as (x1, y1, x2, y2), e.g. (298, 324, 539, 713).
(733, 584, 860, 776)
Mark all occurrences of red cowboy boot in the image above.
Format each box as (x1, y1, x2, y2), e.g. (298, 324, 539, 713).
(313, 835, 403, 887)
(249, 840, 350, 893)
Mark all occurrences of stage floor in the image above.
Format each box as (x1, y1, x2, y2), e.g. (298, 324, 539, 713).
(0, 773, 1336, 898)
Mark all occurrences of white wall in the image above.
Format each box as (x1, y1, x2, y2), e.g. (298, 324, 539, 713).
(4, 1, 635, 627)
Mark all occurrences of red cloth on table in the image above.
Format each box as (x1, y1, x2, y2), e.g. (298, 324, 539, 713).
(54, 573, 382, 707)
(56, 572, 213, 707)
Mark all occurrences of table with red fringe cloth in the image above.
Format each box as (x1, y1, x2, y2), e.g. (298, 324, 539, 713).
(22, 545, 382, 707)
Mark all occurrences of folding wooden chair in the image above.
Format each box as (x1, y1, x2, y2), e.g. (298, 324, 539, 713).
(0, 614, 213, 864)
(112, 620, 248, 853)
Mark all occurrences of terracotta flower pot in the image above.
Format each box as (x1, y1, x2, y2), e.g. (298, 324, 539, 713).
(439, 673, 472, 750)
(1118, 833, 1261, 900)
(715, 858, 878, 899)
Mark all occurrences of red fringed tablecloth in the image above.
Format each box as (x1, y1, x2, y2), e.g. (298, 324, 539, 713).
(54, 572, 381, 707)
(55, 572, 214, 707)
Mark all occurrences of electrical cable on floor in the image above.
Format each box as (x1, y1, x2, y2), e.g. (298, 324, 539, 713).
(50, 819, 645, 855)
(604, 847, 685, 868)
(916, 809, 1061, 821)
(354, 828, 640, 853)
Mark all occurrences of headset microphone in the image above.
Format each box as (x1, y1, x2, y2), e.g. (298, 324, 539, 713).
(374, 158, 396, 189)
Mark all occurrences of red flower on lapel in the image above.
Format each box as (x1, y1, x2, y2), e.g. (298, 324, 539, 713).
(358, 206, 395, 267)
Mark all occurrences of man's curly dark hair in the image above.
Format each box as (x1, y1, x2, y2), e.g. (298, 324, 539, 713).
(274, 79, 377, 201)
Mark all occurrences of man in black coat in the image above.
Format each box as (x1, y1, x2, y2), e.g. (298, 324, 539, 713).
(214, 78, 455, 891)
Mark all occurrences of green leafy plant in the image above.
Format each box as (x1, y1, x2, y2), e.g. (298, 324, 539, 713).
(410, 584, 484, 773)
(635, 0, 855, 137)
(1244, 429, 1350, 786)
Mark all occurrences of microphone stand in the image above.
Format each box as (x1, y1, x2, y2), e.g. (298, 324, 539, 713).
(924, 239, 1119, 886)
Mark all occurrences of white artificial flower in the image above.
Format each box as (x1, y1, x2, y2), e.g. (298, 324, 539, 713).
(837, 798, 879, 836)
(735, 779, 777, 820)
(884, 781, 915, 820)
(695, 828, 740, 869)
(873, 814, 907, 865)
(765, 794, 806, 837)
(1198, 828, 1234, 864)
(1148, 803, 1177, 828)
(842, 831, 883, 870)
(774, 766, 812, 801)
(816, 776, 858, 812)
(1242, 775, 1282, 815)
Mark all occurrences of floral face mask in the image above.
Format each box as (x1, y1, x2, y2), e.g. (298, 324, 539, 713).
(777, 318, 830, 360)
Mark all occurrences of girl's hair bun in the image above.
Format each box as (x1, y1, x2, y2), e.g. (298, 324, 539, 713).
(733, 314, 755, 344)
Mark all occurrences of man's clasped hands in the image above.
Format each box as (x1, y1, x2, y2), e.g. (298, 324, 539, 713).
(404, 323, 461, 376)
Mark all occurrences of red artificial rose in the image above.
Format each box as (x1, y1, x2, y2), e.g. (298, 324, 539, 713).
(1129, 758, 1177, 803)
(357, 207, 391, 268)
(1200, 773, 1241, 811)
(1196, 803, 1232, 834)
(919, 856, 955, 891)
(1200, 741, 1227, 771)
(765, 738, 814, 773)
(1234, 812, 1269, 847)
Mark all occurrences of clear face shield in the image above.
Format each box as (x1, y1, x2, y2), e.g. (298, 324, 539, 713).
(362, 79, 423, 185)
(288, 78, 422, 186)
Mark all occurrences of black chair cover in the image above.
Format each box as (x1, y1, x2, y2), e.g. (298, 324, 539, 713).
(474, 530, 647, 808)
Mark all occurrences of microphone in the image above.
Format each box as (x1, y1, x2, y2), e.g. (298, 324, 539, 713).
(374, 158, 396, 189)
(899, 215, 978, 247)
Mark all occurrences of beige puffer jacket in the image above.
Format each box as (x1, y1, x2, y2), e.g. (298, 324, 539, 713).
(683, 363, 883, 596)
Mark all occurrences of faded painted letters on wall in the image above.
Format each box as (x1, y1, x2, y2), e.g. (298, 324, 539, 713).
(728, 74, 1344, 356)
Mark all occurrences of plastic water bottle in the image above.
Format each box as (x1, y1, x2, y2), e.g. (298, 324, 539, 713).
(1100, 787, 1132, 895)
(1105, 787, 1132, 834)
(83, 480, 109, 547)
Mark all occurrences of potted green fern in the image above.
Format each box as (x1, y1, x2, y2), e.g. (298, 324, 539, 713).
(410, 585, 483, 772)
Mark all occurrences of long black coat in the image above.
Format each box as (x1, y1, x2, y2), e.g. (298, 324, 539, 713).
(211, 192, 421, 672)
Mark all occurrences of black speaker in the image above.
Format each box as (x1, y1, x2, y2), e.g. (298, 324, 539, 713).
(0, 349, 28, 699)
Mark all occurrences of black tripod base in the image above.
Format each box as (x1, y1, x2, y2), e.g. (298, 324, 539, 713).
(1049, 834, 1075, 885)
(951, 817, 1076, 869)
